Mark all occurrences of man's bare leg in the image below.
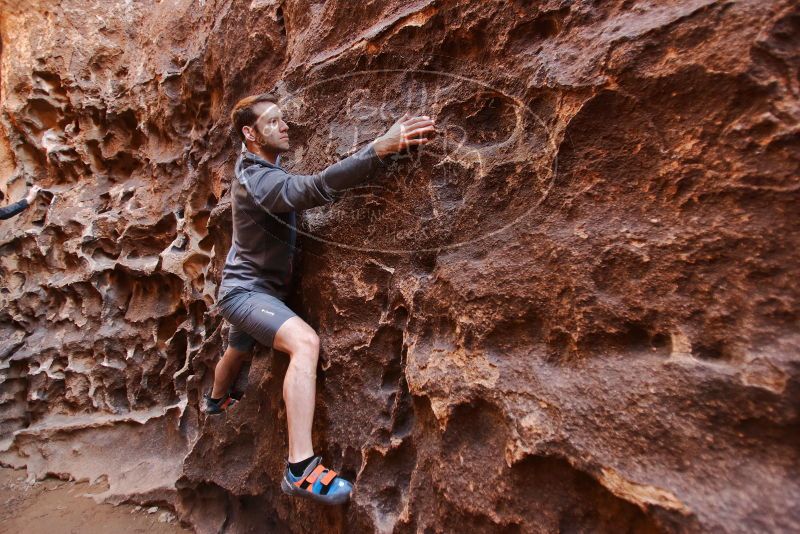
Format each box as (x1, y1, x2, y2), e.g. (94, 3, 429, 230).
(274, 315, 353, 503)
(211, 346, 249, 399)
(272, 316, 319, 462)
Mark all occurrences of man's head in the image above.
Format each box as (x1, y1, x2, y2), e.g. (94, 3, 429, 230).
(230, 93, 290, 157)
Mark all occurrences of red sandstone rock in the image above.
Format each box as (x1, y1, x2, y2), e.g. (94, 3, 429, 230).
(1, 1, 798, 532)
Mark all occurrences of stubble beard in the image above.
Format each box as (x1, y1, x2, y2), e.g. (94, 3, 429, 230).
(257, 129, 292, 154)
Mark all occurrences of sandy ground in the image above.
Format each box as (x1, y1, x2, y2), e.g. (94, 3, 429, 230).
(0, 466, 191, 534)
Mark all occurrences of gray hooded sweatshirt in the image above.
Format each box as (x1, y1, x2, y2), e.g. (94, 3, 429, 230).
(219, 142, 388, 301)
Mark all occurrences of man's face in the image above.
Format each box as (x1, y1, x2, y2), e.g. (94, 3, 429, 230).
(245, 101, 290, 153)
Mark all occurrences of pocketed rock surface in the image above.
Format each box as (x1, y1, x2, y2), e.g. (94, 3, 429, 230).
(1, 1, 798, 532)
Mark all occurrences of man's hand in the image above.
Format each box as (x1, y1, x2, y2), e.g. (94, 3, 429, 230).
(25, 185, 41, 204)
(371, 113, 436, 158)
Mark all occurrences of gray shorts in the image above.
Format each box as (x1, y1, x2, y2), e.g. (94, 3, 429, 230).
(217, 287, 298, 351)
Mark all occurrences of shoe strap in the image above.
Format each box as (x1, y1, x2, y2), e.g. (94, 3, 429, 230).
(293, 458, 340, 492)
(292, 456, 324, 487)
(295, 464, 326, 488)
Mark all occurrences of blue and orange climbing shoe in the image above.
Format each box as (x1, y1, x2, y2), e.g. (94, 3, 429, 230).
(280, 456, 353, 505)
(202, 392, 237, 415)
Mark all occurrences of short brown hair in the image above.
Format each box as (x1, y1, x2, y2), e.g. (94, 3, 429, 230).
(230, 92, 279, 143)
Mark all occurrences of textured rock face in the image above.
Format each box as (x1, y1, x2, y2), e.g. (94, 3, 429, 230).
(1, 0, 798, 532)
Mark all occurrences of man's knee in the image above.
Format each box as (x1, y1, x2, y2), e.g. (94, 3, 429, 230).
(274, 317, 319, 357)
(285, 330, 319, 376)
(292, 329, 319, 356)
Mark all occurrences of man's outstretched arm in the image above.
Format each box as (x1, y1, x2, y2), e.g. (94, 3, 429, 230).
(247, 113, 435, 213)
(0, 185, 41, 220)
(0, 198, 29, 220)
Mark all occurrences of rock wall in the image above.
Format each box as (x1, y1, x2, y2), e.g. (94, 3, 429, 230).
(1, 0, 798, 532)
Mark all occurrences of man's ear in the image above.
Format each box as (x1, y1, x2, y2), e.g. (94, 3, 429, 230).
(242, 126, 255, 142)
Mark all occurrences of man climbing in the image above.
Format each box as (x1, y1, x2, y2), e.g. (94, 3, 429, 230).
(0, 185, 41, 220)
(206, 92, 435, 505)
